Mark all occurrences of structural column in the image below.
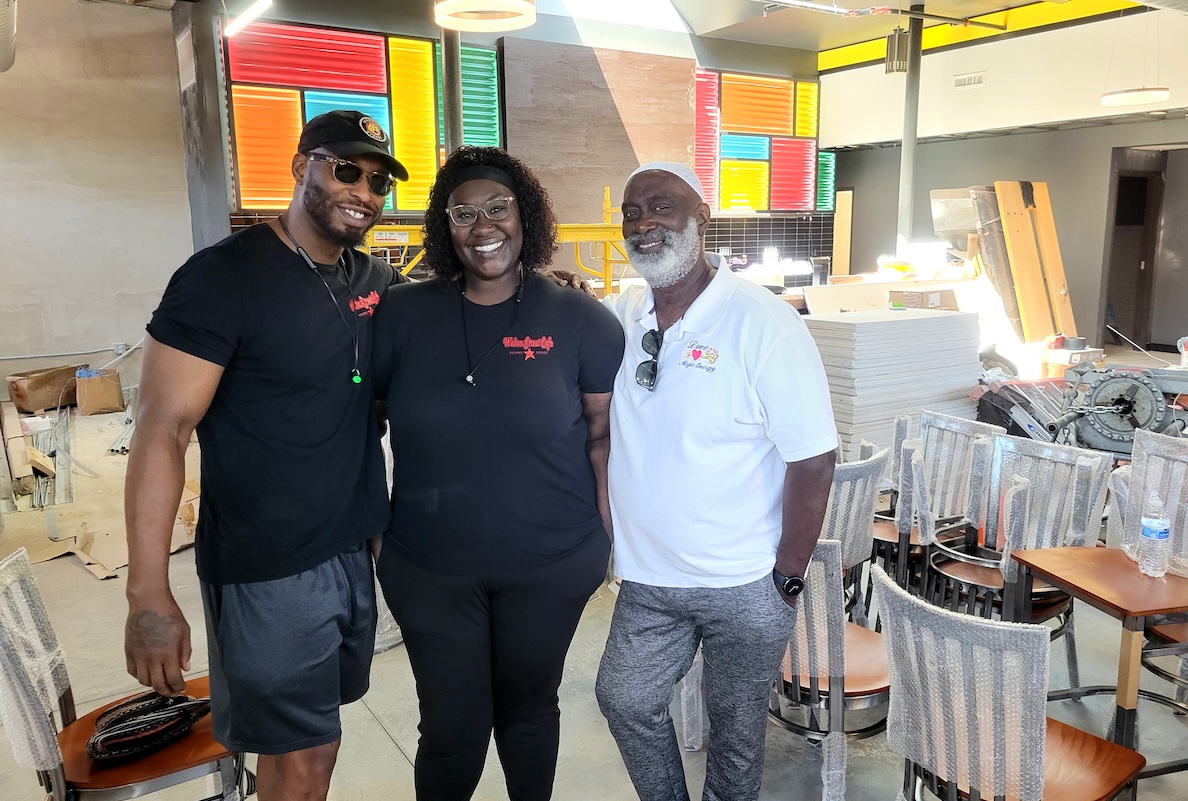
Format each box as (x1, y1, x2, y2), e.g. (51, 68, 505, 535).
(896, 4, 924, 249)
(440, 28, 464, 156)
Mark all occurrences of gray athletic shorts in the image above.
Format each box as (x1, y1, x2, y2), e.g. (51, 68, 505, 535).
(199, 544, 377, 755)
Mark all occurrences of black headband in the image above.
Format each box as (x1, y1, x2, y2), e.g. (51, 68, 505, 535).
(443, 165, 517, 197)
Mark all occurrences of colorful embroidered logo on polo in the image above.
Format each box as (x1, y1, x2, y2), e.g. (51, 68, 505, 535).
(681, 340, 719, 373)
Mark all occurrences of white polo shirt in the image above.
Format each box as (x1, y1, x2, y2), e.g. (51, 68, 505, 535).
(605, 257, 837, 588)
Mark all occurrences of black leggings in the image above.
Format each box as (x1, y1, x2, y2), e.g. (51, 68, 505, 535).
(376, 531, 610, 801)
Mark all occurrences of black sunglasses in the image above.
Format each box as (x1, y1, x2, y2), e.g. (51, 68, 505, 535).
(306, 152, 396, 196)
(635, 329, 663, 391)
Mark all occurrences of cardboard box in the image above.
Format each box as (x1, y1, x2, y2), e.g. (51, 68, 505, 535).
(888, 289, 959, 311)
(77, 368, 126, 415)
(5, 364, 87, 413)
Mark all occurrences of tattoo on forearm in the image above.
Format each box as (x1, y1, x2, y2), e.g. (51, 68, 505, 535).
(126, 610, 182, 649)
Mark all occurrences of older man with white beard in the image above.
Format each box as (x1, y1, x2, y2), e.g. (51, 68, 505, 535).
(595, 163, 838, 801)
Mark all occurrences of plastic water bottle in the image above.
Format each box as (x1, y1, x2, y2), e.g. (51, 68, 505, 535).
(1138, 489, 1171, 578)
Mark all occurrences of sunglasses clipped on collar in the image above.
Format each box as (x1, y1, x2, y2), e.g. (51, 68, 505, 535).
(635, 328, 663, 391)
(306, 152, 397, 196)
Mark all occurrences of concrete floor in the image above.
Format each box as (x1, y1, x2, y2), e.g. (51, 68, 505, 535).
(2, 548, 1187, 800)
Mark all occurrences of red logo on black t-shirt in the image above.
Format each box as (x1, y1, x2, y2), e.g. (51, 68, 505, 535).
(350, 290, 380, 317)
(504, 335, 554, 361)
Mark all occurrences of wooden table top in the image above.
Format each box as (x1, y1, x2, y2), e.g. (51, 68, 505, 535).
(1012, 548, 1188, 618)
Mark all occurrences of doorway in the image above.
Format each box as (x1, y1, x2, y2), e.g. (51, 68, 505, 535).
(1103, 172, 1163, 348)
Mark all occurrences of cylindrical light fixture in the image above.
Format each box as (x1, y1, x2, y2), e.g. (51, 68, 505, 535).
(1101, 87, 1171, 107)
(434, 0, 536, 32)
(225, 0, 273, 37)
(885, 27, 909, 74)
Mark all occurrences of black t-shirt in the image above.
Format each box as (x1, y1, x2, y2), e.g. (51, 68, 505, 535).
(372, 273, 625, 574)
(147, 223, 404, 584)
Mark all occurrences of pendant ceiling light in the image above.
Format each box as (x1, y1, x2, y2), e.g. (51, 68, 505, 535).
(1100, 12, 1170, 108)
(434, 0, 536, 32)
(1101, 87, 1171, 107)
(885, 27, 909, 74)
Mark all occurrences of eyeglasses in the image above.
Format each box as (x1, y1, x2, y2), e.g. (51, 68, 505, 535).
(635, 329, 663, 391)
(447, 196, 516, 227)
(305, 152, 397, 196)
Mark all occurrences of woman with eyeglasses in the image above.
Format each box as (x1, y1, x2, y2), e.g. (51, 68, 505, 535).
(370, 147, 624, 801)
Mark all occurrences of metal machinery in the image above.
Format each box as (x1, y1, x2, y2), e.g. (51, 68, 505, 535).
(980, 365, 1187, 457)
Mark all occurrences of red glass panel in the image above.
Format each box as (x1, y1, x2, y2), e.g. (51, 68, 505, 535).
(770, 138, 817, 211)
(694, 69, 720, 209)
(227, 22, 387, 94)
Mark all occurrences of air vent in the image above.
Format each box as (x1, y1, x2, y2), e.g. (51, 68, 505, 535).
(176, 25, 196, 91)
(953, 72, 986, 89)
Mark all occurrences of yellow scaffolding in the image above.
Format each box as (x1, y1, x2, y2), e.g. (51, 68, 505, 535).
(365, 187, 630, 296)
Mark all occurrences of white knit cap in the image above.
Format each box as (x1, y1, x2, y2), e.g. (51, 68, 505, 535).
(626, 161, 704, 201)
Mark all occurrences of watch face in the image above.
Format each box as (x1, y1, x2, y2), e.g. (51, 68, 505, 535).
(781, 576, 805, 597)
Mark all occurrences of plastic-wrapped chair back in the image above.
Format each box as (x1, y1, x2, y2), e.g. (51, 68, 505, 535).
(870, 564, 1049, 801)
(1116, 428, 1188, 578)
(980, 435, 1112, 561)
(0, 547, 70, 772)
(782, 539, 851, 801)
(826, 443, 890, 573)
(917, 410, 1005, 521)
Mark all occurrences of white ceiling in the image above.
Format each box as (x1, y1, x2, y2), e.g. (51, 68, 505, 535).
(671, 0, 1082, 52)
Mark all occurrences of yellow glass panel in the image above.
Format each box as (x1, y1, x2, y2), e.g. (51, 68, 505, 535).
(819, 0, 1140, 72)
(231, 86, 303, 210)
(388, 38, 437, 211)
(795, 82, 819, 139)
(720, 73, 794, 136)
(720, 160, 770, 212)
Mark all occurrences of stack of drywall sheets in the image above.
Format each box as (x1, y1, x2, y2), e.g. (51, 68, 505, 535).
(804, 310, 981, 454)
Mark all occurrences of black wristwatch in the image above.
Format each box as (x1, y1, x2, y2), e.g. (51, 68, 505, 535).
(772, 568, 805, 598)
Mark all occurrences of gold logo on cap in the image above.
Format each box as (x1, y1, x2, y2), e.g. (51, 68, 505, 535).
(360, 116, 386, 142)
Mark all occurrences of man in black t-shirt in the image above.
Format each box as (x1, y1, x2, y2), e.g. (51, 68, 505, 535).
(124, 111, 407, 801)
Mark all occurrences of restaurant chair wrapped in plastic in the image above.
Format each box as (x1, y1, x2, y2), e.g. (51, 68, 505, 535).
(870, 563, 1145, 801)
(1107, 429, 1188, 708)
(925, 434, 1111, 688)
(873, 411, 1004, 591)
(769, 540, 889, 801)
(0, 547, 244, 801)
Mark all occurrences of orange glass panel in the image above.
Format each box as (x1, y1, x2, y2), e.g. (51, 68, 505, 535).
(388, 38, 437, 211)
(795, 82, 819, 138)
(720, 73, 793, 136)
(231, 86, 303, 210)
(720, 160, 770, 211)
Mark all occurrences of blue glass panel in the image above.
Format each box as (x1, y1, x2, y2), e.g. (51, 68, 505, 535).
(303, 90, 394, 210)
(720, 133, 770, 161)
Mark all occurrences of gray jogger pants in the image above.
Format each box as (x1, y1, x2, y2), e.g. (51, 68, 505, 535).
(595, 575, 797, 801)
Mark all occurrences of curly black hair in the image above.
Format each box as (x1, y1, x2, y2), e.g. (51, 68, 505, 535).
(422, 146, 558, 282)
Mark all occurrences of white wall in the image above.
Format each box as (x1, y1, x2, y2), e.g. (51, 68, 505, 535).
(821, 11, 1188, 148)
(0, 0, 192, 377)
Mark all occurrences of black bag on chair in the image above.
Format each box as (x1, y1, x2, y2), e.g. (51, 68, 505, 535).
(84, 691, 212, 760)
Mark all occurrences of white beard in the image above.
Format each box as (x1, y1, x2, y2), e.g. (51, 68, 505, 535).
(626, 217, 701, 289)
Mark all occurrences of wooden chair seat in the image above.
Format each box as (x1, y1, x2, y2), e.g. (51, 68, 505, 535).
(930, 718, 1144, 801)
(931, 557, 1066, 594)
(59, 676, 232, 790)
(784, 623, 890, 698)
(1148, 621, 1188, 644)
(1037, 718, 1145, 801)
(873, 519, 922, 546)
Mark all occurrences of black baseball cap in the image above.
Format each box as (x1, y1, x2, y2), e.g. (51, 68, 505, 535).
(298, 110, 409, 182)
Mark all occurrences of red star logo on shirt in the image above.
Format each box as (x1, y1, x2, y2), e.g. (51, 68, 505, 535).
(523, 348, 536, 360)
